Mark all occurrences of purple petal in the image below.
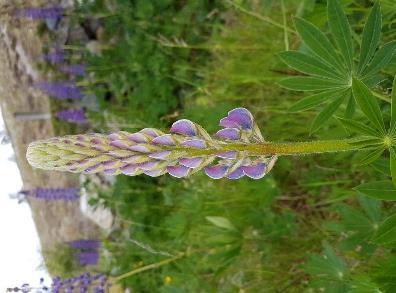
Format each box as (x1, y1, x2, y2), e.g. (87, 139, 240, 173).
(127, 133, 150, 143)
(84, 164, 102, 173)
(217, 151, 237, 159)
(104, 168, 119, 175)
(122, 155, 149, 164)
(109, 140, 129, 149)
(144, 169, 166, 177)
(138, 160, 158, 171)
(219, 108, 253, 130)
(129, 145, 151, 153)
(179, 157, 203, 168)
(149, 151, 172, 160)
(204, 165, 228, 179)
(140, 128, 162, 137)
(216, 128, 240, 140)
(227, 167, 244, 180)
(90, 138, 102, 145)
(167, 165, 190, 178)
(102, 161, 118, 168)
(152, 134, 175, 146)
(182, 139, 206, 149)
(170, 119, 197, 136)
(121, 164, 139, 175)
(242, 163, 266, 179)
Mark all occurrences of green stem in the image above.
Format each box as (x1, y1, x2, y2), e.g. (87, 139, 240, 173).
(186, 139, 360, 157)
(113, 253, 185, 282)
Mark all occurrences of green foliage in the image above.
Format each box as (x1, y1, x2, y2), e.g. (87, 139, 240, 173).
(280, 0, 395, 132)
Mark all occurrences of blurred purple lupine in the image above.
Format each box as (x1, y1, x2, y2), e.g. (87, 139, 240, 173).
(69, 239, 101, 250)
(59, 64, 86, 76)
(9, 273, 109, 293)
(40, 51, 65, 64)
(20, 187, 80, 201)
(56, 109, 87, 124)
(35, 81, 83, 100)
(14, 6, 64, 20)
(75, 251, 99, 266)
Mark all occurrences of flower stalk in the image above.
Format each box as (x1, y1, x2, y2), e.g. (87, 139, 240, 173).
(26, 108, 364, 180)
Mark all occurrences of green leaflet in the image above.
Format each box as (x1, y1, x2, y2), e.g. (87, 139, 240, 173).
(327, 0, 354, 70)
(279, 51, 344, 80)
(361, 41, 396, 78)
(355, 180, 396, 201)
(356, 148, 385, 166)
(390, 75, 396, 133)
(289, 90, 343, 112)
(294, 17, 345, 73)
(358, 2, 381, 74)
(352, 78, 385, 134)
(338, 117, 380, 137)
(279, 76, 347, 91)
(310, 94, 345, 133)
(390, 148, 396, 187)
(206, 216, 237, 231)
(371, 213, 396, 245)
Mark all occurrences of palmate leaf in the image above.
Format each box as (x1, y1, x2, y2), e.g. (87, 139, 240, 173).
(327, 0, 353, 70)
(352, 77, 385, 134)
(390, 75, 396, 133)
(357, 2, 381, 74)
(390, 148, 396, 187)
(280, 0, 392, 134)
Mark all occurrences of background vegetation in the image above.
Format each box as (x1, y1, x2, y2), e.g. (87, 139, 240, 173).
(43, 0, 396, 291)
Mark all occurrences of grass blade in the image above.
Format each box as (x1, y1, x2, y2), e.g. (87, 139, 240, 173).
(352, 77, 385, 133)
(327, 0, 354, 70)
(358, 2, 382, 73)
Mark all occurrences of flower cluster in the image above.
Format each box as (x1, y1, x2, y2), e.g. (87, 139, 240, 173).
(35, 81, 83, 100)
(59, 64, 86, 76)
(69, 239, 100, 266)
(40, 51, 65, 64)
(8, 273, 109, 293)
(56, 109, 87, 124)
(27, 108, 277, 180)
(20, 188, 80, 201)
(14, 6, 64, 20)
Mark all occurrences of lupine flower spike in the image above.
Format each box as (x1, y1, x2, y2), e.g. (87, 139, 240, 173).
(56, 109, 87, 124)
(27, 108, 277, 180)
(19, 188, 80, 201)
(35, 81, 83, 100)
(14, 6, 64, 20)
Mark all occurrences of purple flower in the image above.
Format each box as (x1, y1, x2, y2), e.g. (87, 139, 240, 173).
(10, 273, 108, 293)
(25, 188, 80, 201)
(14, 6, 64, 20)
(75, 252, 99, 266)
(35, 81, 83, 100)
(40, 51, 65, 64)
(59, 64, 86, 76)
(56, 109, 87, 124)
(69, 239, 100, 250)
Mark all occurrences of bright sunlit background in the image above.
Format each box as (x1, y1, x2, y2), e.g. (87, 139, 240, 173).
(0, 112, 48, 291)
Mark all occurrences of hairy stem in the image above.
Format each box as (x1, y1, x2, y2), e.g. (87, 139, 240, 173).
(186, 139, 359, 157)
